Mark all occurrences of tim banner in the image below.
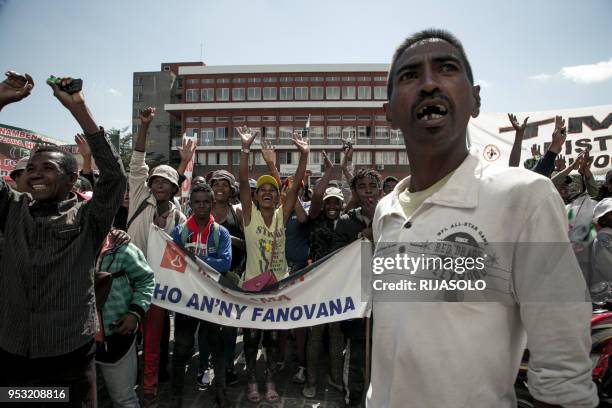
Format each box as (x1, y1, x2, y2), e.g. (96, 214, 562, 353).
(0, 123, 65, 180)
(468, 104, 612, 175)
(146, 224, 370, 329)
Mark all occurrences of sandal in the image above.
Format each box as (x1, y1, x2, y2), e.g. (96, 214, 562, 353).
(246, 382, 260, 403)
(265, 380, 279, 402)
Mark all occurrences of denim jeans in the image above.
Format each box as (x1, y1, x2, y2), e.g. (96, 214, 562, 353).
(97, 339, 139, 408)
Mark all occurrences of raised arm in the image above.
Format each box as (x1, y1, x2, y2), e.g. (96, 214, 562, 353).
(309, 150, 333, 220)
(0, 70, 34, 112)
(75, 133, 93, 175)
(533, 116, 566, 177)
(507, 113, 529, 167)
(176, 137, 196, 176)
(47, 76, 126, 250)
(129, 108, 155, 207)
(261, 137, 281, 186)
(236, 126, 258, 226)
(282, 131, 309, 224)
(341, 145, 354, 182)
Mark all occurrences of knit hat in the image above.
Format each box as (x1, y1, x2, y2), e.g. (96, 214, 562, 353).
(148, 165, 179, 189)
(210, 170, 237, 192)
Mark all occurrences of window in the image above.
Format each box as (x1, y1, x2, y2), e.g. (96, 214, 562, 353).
(310, 115, 324, 121)
(248, 78, 262, 83)
(357, 76, 371, 81)
(375, 126, 389, 139)
(327, 126, 341, 140)
(309, 151, 321, 164)
(358, 86, 372, 99)
(199, 128, 214, 145)
(358, 126, 371, 139)
(390, 129, 403, 144)
(263, 87, 277, 100)
(357, 115, 371, 121)
(186, 127, 198, 137)
(327, 115, 341, 121)
(398, 151, 409, 165)
(279, 126, 293, 139)
(342, 76, 356, 81)
(201, 116, 215, 123)
(342, 86, 356, 99)
(134, 85, 143, 101)
(232, 152, 240, 165)
(232, 88, 245, 101)
(176, 78, 183, 89)
(185, 89, 198, 102)
(280, 77, 293, 82)
(311, 77, 324, 82)
(374, 76, 387, 81)
(163, 66, 170, 71)
(295, 87, 308, 100)
(294, 76, 308, 82)
(279, 115, 293, 121)
(208, 152, 228, 165)
(326, 86, 340, 99)
(215, 117, 229, 122)
(375, 115, 387, 121)
(216, 78, 230, 84)
(326, 76, 340, 81)
(329, 151, 342, 164)
(247, 116, 261, 122)
(232, 116, 245, 122)
(342, 115, 356, 121)
(309, 126, 324, 139)
(374, 86, 386, 100)
(279, 87, 293, 100)
(216, 88, 229, 101)
(310, 87, 324, 100)
(187, 78, 200, 85)
(355, 151, 372, 165)
(202, 78, 215, 84)
(294, 116, 309, 122)
(342, 126, 356, 141)
(263, 77, 278, 83)
(264, 127, 276, 139)
(376, 151, 397, 165)
(247, 88, 261, 101)
(196, 153, 206, 165)
(201, 88, 214, 101)
(279, 151, 299, 164)
(134, 77, 143, 86)
(262, 116, 276, 121)
(233, 78, 246, 83)
(186, 116, 200, 123)
(216, 127, 228, 140)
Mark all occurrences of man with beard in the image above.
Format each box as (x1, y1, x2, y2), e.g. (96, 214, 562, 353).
(367, 29, 596, 407)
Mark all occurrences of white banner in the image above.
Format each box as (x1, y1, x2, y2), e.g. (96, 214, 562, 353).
(146, 225, 370, 329)
(468, 105, 612, 175)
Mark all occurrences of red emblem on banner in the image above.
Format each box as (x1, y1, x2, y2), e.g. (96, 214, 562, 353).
(160, 241, 187, 273)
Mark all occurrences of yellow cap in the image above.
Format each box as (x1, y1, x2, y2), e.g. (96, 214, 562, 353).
(255, 175, 279, 191)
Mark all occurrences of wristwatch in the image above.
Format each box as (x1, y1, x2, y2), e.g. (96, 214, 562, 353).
(241, 148, 250, 154)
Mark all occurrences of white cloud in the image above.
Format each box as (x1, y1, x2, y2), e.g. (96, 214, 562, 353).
(475, 79, 491, 88)
(528, 73, 553, 81)
(560, 58, 612, 84)
(107, 87, 121, 96)
(528, 57, 612, 84)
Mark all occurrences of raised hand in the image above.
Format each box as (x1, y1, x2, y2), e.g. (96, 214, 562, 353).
(578, 148, 592, 177)
(531, 144, 541, 158)
(139, 107, 155, 125)
(46, 76, 84, 109)
(322, 150, 333, 173)
(178, 137, 196, 163)
(508, 113, 529, 132)
(74, 134, 91, 157)
(292, 130, 309, 154)
(554, 154, 567, 172)
(261, 137, 276, 165)
(0, 70, 34, 108)
(549, 115, 566, 154)
(236, 125, 258, 148)
(341, 145, 354, 168)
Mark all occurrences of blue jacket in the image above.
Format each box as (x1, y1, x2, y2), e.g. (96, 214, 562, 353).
(171, 217, 232, 273)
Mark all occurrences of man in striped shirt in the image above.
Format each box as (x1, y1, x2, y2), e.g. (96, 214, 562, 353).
(0, 74, 126, 408)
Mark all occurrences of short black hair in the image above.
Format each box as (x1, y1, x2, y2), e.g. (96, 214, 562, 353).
(31, 146, 78, 175)
(387, 28, 474, 99)
(350, 168, 382, 191)
(190, 183, 213, 198)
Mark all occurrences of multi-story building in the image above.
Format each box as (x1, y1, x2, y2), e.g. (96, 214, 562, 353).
(134, 63, 410, 184)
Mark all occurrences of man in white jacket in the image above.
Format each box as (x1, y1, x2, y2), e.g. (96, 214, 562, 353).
(366, 29, 597, 408)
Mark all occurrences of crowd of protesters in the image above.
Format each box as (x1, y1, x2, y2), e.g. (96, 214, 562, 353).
(0, 29, 611, 408)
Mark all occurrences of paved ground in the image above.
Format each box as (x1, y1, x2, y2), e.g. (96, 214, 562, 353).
(98, 331, 348, 408)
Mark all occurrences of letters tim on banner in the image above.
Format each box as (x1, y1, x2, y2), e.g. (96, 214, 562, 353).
(468, 105, 612, 175)
(147, 225, 370, 329)
(0, 123, 66, 180)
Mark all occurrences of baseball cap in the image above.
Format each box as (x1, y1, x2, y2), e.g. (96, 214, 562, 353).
(9, 157, 29, 180)
(323, 187, 344, 202)
(148, 165, 179, 189)
(593, 198, 612, 224)
(256, 175, 279, 191)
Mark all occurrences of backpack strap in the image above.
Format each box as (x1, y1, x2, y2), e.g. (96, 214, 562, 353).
(126, 195, 153, 230)
(213, 222, 220, 252)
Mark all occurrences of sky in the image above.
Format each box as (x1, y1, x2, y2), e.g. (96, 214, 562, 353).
(0, 0, 611, 143)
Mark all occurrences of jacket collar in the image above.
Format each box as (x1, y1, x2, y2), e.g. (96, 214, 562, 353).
(384, 148, 484, 220)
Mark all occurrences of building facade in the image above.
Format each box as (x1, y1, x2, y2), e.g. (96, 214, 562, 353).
(134, 63, 410, 184)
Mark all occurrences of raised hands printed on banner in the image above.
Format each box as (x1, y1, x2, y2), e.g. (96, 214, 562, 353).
(236, 126, 258, 148)
(554, 154, 567, 172)
(0, 70, 34, 110)
(531, 144, 541, 158)
(508, 113, 529, 133)
(549, 115, 566, 154)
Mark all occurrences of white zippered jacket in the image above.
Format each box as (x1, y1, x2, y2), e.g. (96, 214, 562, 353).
(366, 149, 597, 408)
